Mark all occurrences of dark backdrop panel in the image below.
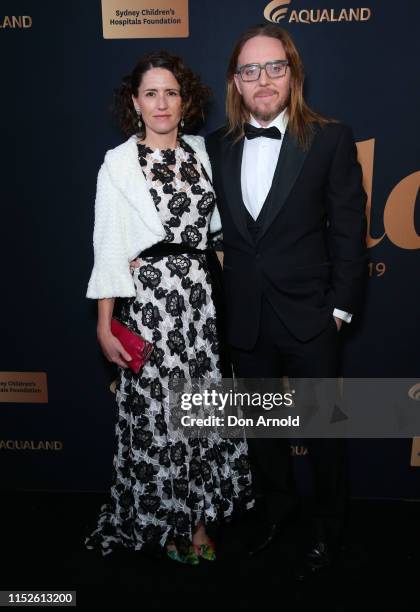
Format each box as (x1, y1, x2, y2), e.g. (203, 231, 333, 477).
(1, 0, 419, 496)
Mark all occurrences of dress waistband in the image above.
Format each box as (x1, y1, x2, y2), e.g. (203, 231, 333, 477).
(141, 242, 209, 258)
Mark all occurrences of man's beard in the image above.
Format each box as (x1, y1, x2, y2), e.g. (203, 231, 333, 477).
(245, 95, 289, 124)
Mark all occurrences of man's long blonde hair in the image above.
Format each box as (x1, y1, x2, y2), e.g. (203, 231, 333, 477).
(226, 24, 330, 147)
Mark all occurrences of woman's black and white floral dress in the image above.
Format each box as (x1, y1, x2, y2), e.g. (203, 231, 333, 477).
(85, 139, 254, 556)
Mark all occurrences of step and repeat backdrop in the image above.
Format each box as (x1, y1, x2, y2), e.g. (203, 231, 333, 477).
(1, 0, 419, 497)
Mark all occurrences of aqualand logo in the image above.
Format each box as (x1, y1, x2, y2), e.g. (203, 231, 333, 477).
(408, 383, 420, 401)
(0, 15, 32, 29)
(264, 0, 371, 24)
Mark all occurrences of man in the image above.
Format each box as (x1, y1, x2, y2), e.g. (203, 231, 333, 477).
(206, 24, 367, 575)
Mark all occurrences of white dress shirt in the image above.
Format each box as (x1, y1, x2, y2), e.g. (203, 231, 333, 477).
(241, 110, 288, 221)
(240, 110, 351, 324)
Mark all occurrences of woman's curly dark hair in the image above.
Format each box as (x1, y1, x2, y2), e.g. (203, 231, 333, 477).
(114, 51, 211, 138)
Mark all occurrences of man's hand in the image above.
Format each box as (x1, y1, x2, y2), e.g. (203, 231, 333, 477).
(334, 316, 343, 332)
(129, 257, 141, 272)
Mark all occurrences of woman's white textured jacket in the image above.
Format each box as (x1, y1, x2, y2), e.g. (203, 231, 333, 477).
(86, 134, 221, 299)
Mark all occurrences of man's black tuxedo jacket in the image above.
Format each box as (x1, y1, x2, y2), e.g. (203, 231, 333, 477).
(205, 122, 367, 349)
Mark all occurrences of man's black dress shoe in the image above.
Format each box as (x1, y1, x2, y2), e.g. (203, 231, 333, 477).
(295, 540, 332, 581)
(247, 523, 281, 557)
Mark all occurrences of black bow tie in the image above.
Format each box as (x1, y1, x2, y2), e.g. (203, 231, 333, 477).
(244, 124, 282, 140)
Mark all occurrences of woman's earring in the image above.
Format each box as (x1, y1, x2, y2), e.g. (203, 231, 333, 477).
(180, 117, 185, 129)
(136, 109, 142, 129)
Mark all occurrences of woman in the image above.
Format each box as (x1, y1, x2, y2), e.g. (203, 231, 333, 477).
(85, 51, 254, 564)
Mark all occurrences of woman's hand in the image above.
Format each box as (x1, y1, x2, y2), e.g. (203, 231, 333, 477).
(97, 326, 132, 368)
(129, 257, 141, 272)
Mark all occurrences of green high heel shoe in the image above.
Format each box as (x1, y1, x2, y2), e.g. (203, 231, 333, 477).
(193, 540, 216, 561)
(166, 545, 199, 565)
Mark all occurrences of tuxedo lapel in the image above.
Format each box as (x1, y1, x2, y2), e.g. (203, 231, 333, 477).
(220, 136, 253, 246)
(258, 127, 311, 241)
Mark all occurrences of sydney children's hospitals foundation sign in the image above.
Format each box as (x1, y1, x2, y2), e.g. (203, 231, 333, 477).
(101, 0, 189, 38)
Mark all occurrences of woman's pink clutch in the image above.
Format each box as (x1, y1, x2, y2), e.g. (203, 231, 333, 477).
(111, 318, 154, 374)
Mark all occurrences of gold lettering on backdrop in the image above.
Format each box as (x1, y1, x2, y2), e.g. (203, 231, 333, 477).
(289, 10, 299, 23)
(368, 262, 386, 277)
(338, 8, 348, 22)
(384, 172, 420, 250)
(265, 3, 372, 24)
(360, 8, 371, 21)
(356, 140, 420, 250)
(0, 15, 32, 28)
(319, 9, 329, 22)
(0, 440, 63, 451)
(356, 140, 385, 248)
(298, 10, 310, 24)
(311, 10, 321, 23)
(410, 438, 420, 467)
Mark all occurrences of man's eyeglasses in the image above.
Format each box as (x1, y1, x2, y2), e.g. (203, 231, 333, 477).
(236, 60, 289, 82)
